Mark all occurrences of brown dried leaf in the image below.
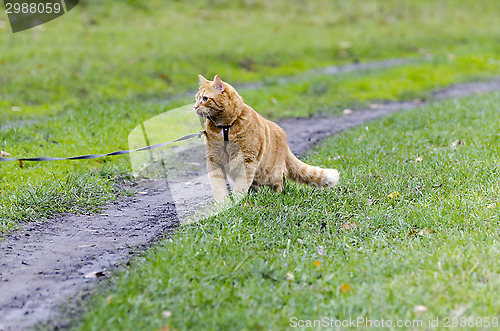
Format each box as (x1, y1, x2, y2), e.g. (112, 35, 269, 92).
(408, 229, 419, 237)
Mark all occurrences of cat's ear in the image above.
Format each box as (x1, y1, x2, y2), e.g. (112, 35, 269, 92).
(213, 75, 225, 93)
(198, 74, 208, 86)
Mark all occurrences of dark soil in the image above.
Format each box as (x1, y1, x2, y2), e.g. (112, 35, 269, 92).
(1, 75, 500, 330)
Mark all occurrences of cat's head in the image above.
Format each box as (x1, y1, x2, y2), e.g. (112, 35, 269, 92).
(194, 75, 242, 126)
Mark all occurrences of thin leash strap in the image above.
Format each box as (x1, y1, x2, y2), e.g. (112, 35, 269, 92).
(222, 126, 230, 142)
(221, 125, 231, 153)
(0, 131, 206, 163)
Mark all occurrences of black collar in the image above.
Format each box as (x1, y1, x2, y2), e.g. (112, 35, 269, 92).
(212, 119, 237, 142)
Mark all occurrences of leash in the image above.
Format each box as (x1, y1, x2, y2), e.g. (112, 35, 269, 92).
(0, 131, 206, 163)
(221, 125, 230, 142)
(221, 125, 230, 151)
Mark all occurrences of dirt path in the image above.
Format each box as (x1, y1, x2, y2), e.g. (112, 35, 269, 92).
(1, 78, 500, 330)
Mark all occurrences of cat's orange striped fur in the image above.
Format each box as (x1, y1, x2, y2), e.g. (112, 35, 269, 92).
(195, 75, 339, 201)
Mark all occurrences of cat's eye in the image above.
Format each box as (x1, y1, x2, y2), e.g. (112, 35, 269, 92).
(202, 96, 208, 102)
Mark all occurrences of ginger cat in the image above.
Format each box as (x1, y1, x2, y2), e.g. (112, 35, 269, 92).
(194, 75, 339, 202)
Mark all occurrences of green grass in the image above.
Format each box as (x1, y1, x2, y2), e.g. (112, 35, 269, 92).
(2, 1, 500, 328)
(245, 53, 500, 118)
(3, 52, 500, 232)
(2, 0, 500, 232)
(2, 0, 500, 122)
(0, 99, 182, 231)
(73, 91, 500, 331)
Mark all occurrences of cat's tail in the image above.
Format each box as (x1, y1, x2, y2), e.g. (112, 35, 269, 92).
(285, 149, 339, 188)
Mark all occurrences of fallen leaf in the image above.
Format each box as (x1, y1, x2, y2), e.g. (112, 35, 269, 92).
(162, 310, 172, 318)
(0, 151, 10, 157)
(106, 295, 113, 305)
(340, 283, 352, 293)
(155, 326, 171, 331)
(408, 229, 419, 237)
(412, 155, 424, 162)
(340, 221, 357, 231)
(418, 228, 435, 236)
(317, 246, 325, 256)
(313, 260, 322, 269)
(388, 191, 400, 199)
(158, 73, 169, 81)
(451, 140, 462, 148)
(342, 109, 354, 115)
(84, 270, 106, 279)
(413, 305, 428, 313)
